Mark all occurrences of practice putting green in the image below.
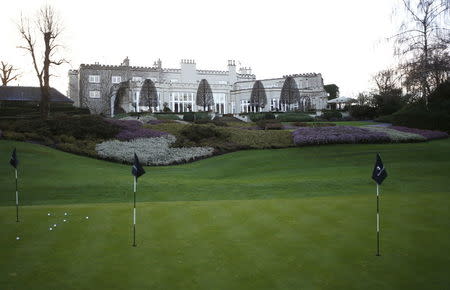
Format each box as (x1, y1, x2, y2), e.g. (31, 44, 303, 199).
(1, 139, 449, 289)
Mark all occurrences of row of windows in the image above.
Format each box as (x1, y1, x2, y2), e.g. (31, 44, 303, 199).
(89, 75, 163, 84)
(89, 75, 122, 84)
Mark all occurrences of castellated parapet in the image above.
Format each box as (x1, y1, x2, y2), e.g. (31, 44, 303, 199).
(68, 57, 327, 116)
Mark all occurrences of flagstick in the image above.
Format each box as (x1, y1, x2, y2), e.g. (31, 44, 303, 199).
(15, 169, 19, 222)
(133, 176, 137, 247)
(376, 184, 380, 256)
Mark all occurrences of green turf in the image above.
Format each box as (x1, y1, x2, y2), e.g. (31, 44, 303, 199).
(0, 139, 449, 289)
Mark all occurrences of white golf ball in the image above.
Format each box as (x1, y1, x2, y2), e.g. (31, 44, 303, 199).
(63, 219, 67, 222)
(49, 227, 53, 231)
(64, 213, 68, 216)
(16, 236, 20, 240)
(47, 213, 51, 216)
(53, 224, 57, 227)
(85, 216, 89, 219)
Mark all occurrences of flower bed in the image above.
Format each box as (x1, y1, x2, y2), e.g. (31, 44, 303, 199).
(364, 126, 426, 143)
(95, 135, 214, 165)
(390, 126, 448, 140)
(105, 119, 167, 141)
(292, 126, 390, 146)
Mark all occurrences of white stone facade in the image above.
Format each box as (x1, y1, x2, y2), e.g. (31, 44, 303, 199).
(68, 57, 328, 116)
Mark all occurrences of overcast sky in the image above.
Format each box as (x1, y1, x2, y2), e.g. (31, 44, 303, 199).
(1, 0, 401, 97)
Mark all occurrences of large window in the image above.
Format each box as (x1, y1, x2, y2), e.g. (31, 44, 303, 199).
(112, 76, 122, 84)
(89, 75, 100, 83)
(132, 76, 142, 82)
(240, 100, 250, 113)
(214, 93, 226, 114)
(270, 98, 279, 111)
(170, 92, 194, 113)
(89, 90, 101, 98)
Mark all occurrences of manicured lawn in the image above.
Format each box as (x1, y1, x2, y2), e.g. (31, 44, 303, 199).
(0, 139, 449, 289)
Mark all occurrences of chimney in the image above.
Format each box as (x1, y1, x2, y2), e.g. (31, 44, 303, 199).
(122, 57, 130, 66)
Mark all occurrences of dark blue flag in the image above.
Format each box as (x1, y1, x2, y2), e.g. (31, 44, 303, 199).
(372, 153, 387, 185)
(132, 153, 145, 179)
(10, 148, 18, 169)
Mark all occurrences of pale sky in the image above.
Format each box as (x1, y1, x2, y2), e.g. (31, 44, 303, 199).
(1, 0, 401, 97)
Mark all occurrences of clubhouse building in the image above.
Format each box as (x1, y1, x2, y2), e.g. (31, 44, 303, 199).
(68, 57, 328, 116)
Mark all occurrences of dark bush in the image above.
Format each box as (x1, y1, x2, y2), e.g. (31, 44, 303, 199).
(180, 125, 229, 142)
(249, 112, 276, 122)
(256, 119, 282, 130)
(264, 122, 283, 130)
(349, 105, 377, 120)
(12, 119, 51, 136)
(47, 115, 120, 139)
(376, 82, 450, 132)
(183, 112, 210, 122)
(276, 113, 314, 122)
(321, 110, 342, 121)
(213, 116, 243, 123)
(194, 119, 228, 127)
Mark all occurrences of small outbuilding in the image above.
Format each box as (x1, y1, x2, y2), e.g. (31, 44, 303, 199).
(0, 86, 73, 104)
(327, 96, 356, 110)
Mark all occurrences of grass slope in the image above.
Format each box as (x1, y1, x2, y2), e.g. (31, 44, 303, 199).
(0, 139, 449, 289)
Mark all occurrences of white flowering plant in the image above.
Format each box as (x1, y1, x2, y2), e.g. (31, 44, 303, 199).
(95, 135, 214, 165)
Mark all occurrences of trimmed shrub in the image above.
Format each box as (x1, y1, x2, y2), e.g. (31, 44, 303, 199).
(220, 127, 293, 149)
(183, 112, 210, 122)
(265, 122, 283, 130)
(96, 135, 214, 165)
(276, 113, 314, 122)
(321, 110, 342, 121)
(180, 125, 229, 142)
(47, 115, 120, 139)
(194, 119, 228, 127)
(56, 140, 98, 158)
(213, 116, 243, 123)
(155, 114, 180, 120)
(256, 120, 283, 130)
(292, 126, 390, 146)
(249, 112, 276, 122)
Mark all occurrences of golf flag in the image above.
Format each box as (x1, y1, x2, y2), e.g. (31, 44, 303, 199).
(132, 153, 145, 179)
(372, 153, 387, 185)
(372, 153, 387, 256)
(10, 148, 18, 168)
(131, 153, 144, 247)
(10, 148, 20, 222)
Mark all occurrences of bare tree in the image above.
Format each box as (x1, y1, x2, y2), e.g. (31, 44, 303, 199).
(280, 76, 300, 111)
(356, 92, 373, 106)
(393, 0, 449, 106)
(1, 61, 21, 86)
(250, 80, 267, 112)
(196, 79, 214, 111)
(373, 68, 401, 94)
(79, 71, 119, 115)
(18, 5, 66, 118)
